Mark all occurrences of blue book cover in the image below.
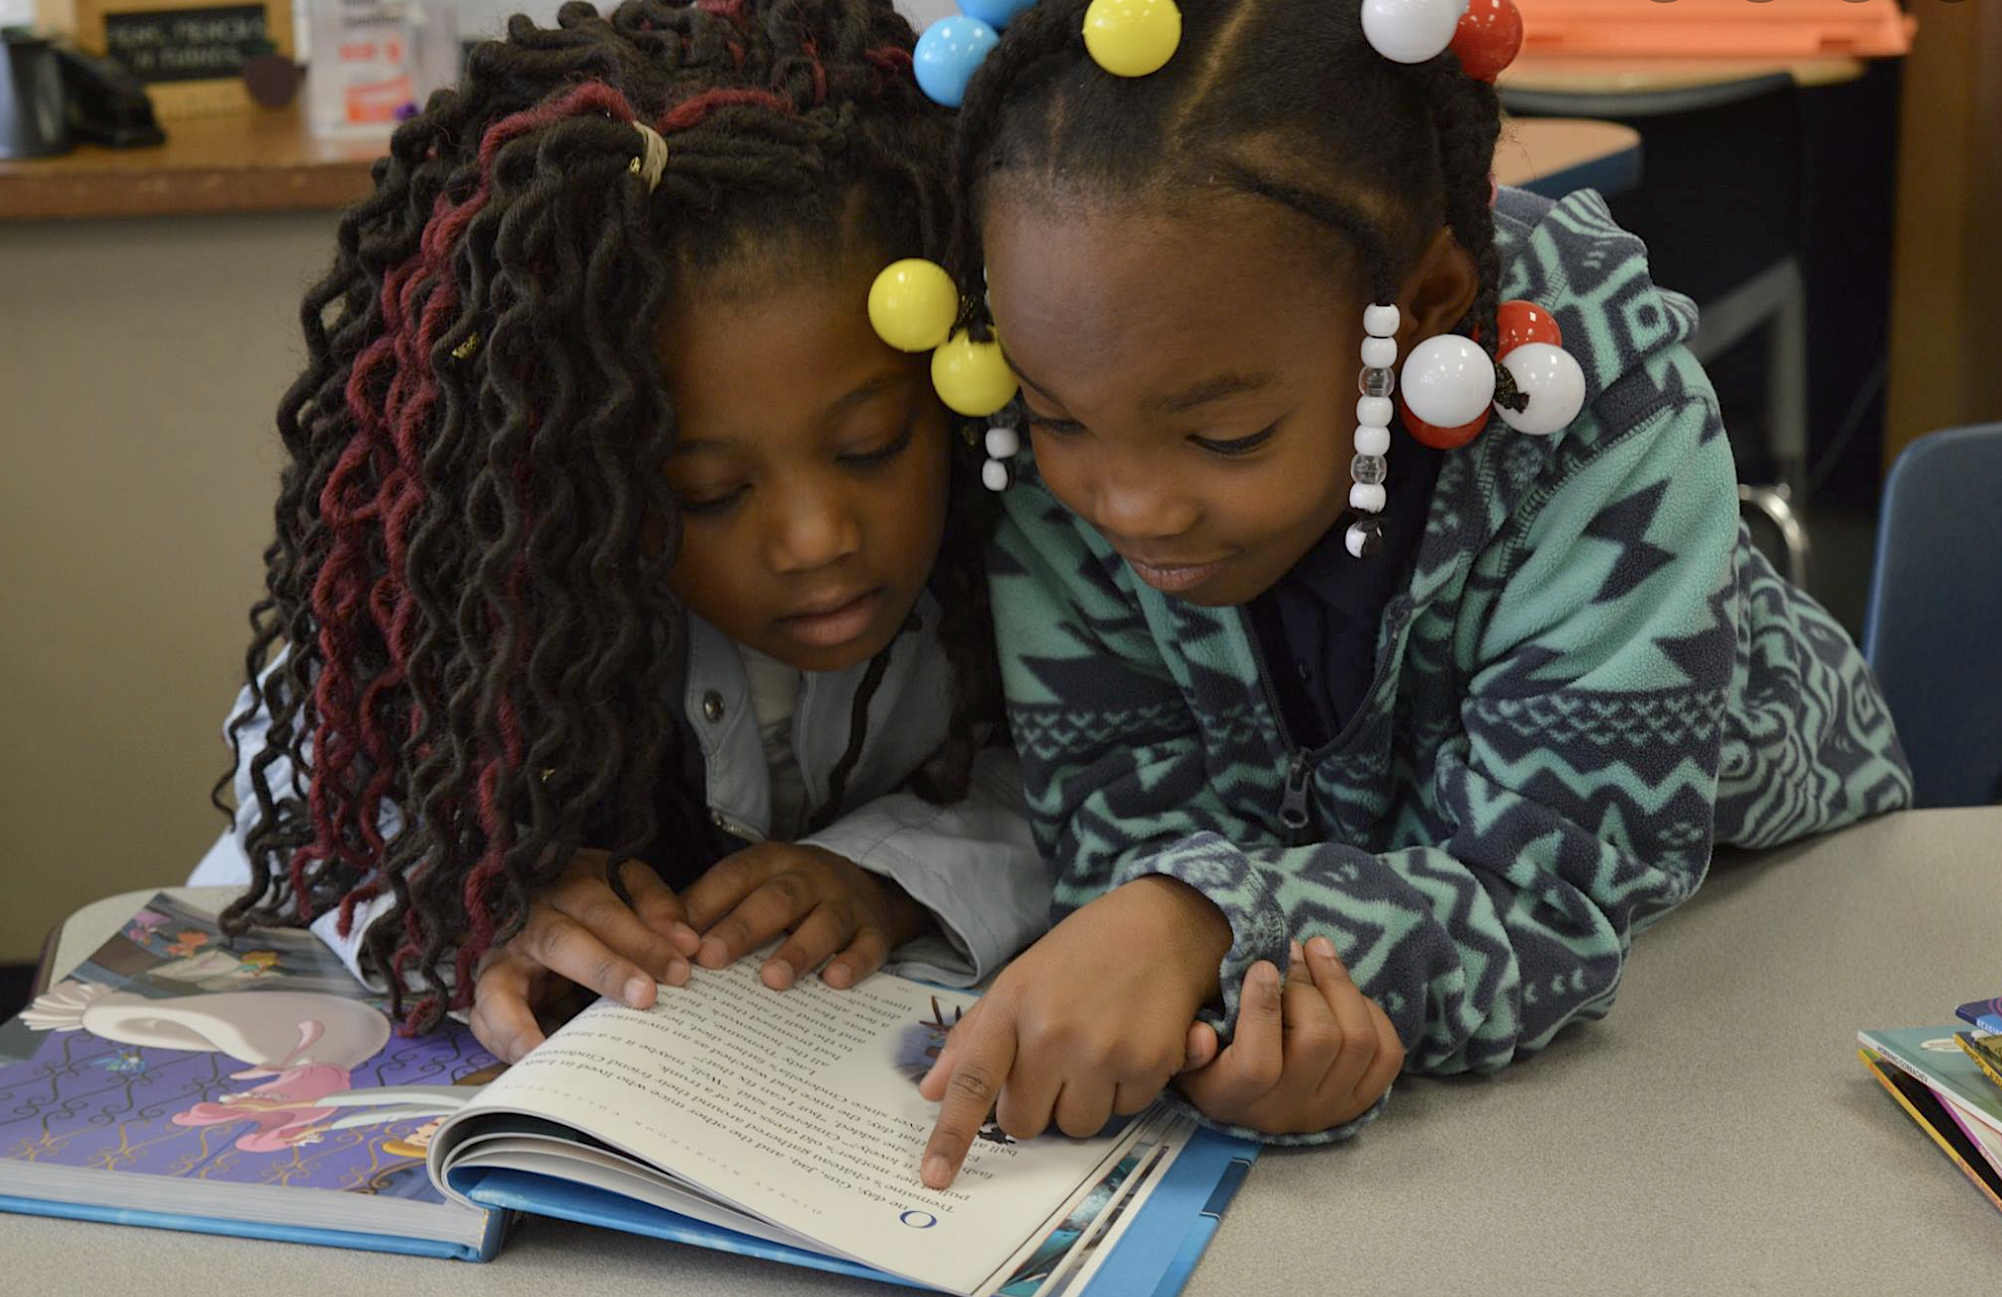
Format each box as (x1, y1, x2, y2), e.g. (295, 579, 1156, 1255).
(463, 1126, 1257, 1295)
(1957, 996, 2002, 1036)
(0, 893, 504, 1259)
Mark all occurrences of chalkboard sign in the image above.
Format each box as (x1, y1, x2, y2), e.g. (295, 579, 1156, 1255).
(76, 0, 294, 118)
(102, 5, 266, 84)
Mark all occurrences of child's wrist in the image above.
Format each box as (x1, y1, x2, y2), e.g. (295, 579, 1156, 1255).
(872, 873, 933, 949)
(1120, 875, 1232, 1003)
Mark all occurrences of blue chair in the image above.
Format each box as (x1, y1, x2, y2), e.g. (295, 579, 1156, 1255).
(1863, 422, 2002, 808)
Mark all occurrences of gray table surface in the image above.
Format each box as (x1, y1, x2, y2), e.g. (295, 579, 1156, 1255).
(10, 807, 2002, 1294)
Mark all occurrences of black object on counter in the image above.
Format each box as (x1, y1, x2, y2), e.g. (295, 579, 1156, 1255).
(0, 31, 69, 158)
(0, 32, 165, 159)
(55, 44, 165, 148)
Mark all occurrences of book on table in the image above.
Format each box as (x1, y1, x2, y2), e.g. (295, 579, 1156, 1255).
(1857, 1022, 2002, 1221)
(0, 892, 1253, 1294)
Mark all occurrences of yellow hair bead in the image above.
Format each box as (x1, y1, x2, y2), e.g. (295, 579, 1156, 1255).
(1083, 0, 1182, 78)
(931, 330, 1019, 417)
(868, 258, 958, 353)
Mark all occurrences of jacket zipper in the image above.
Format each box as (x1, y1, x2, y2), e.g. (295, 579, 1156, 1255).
(709, 807, 766, 844)
(1240, 610, 1317, 847)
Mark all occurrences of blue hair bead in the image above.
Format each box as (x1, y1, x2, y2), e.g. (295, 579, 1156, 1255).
(959, 0, 1036, 28)
(914, 15, 1000, 108)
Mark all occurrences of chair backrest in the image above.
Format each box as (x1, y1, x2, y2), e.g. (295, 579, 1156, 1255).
(1863, 422, 2002, 809)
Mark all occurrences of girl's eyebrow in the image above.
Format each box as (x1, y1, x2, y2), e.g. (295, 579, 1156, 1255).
(1012, 363, 1063, 408)
(823, 371, 911, 423)
(1015, 363, 1275, 418)
(1150, 371, 1275, 415)
(667, 371, 914, 457)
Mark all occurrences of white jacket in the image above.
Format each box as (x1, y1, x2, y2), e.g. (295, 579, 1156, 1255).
(191, 590, 1048, 989)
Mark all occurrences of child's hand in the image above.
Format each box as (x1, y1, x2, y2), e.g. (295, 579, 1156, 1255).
(678, 843, 931, 991)
(469, 848, 692, 1063)
(916, 876, 1229, 1188)
(1175, 936, 1404, 1135)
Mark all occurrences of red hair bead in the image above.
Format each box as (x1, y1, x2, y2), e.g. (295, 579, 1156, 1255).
(1451, 0, 1523, 84)
(1399, 396, 1487, 450)
(1495, 299, 1562, 356)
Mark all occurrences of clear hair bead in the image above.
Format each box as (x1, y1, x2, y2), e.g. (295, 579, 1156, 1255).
(1351, 453, 1388, 485)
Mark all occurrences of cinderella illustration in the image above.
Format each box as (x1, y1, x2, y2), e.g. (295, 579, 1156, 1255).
(20, 982, 415, 1153)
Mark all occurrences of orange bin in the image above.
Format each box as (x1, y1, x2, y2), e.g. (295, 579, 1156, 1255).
(1514, 0, 1915, 60)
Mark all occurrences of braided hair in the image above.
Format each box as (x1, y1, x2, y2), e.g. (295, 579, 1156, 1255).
(947, 0, 1503, 357)
(216, 0, 1000, 1028)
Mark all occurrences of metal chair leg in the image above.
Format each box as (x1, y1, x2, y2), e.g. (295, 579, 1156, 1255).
(1739, 483, 1812, 587)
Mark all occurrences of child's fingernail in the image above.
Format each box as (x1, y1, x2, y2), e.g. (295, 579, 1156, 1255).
(923, 1155, 950, 1186)
(1253, 962, 1280, 990)
(670, 923, 699, 951)
(763, 959, 793, 988)
(697, 937, 727, 966)
(1309, 935, 1335, 958)
(1288, 939, 1305, 964)
(624, 976, 651, 1006)
(664, 960, 689, 987)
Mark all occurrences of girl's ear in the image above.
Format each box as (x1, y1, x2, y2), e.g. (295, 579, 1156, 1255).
(1392, 227, 1480, 349)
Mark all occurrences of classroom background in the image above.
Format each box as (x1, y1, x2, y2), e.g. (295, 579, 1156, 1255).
(1, 0, 1998, 1005)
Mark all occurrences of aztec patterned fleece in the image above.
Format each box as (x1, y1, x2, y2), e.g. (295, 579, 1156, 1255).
(989, 188, 1913, 1143)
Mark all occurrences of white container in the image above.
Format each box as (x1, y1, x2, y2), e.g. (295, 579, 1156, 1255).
(305, 0, 457, 137)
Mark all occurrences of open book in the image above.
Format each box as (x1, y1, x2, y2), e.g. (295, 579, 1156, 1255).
(2, 894, 1253, 1294)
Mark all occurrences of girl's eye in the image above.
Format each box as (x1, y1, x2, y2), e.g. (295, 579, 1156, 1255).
(838, 422, 916, 469)
(679, 486, 748, 517)
(1023, 410, 1085, 437)
(1191, 422, 1279, 458)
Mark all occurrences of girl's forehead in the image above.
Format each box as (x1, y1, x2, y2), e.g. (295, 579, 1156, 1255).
(982, 190, 1353, 410)
(658, 263, 924, 448)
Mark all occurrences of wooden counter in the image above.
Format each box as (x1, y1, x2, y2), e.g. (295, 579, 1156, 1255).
(0, 107, 387, 221)
(0, 109, 1637, 223)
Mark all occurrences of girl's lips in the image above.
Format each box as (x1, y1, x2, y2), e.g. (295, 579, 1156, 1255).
(776, 588, 887, 648)
(1122, 555, 1227, 594)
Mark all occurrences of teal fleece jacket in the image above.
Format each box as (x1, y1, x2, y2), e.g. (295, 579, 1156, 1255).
(988, 189, 1913, 1143)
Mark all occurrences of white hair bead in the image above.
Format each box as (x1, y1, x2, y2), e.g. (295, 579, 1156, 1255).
(1402, 334, 1496, 428)
(1363, 303, 1401, 338)
(981, 458, 1011, 492)
(1496, 342, 1587, 436)
(1350, 482, 1388, 513)
(984, 424, 1021, 459)
(1361, 335, 1398, 368)
(1356, 395, 1394, 428)
(1355, 424, 1392, 456)
(1361, 0, 1469, 65)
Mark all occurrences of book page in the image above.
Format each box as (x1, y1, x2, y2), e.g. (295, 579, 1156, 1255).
(439, 957, 1147, 1295)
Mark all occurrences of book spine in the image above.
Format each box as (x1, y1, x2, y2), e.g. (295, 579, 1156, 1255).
(1858, 1033, 2002, 1140)
(1959, 1034, 2002, 1094)
(1858, 1051, 2002, 1217)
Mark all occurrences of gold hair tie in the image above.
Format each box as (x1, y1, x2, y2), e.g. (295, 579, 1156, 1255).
(629, 121, 669, 192)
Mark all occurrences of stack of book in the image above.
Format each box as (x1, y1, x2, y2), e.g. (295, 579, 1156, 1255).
(1858, 997, 2002, 1215)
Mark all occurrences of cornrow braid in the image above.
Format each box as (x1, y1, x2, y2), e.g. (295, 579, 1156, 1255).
(218, 0, 1000, 1029)
(949, 0, 1503, 357)
(1421, 54, 1506, 366)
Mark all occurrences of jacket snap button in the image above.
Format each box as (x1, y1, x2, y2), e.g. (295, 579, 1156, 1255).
(702, 691, 725, 723)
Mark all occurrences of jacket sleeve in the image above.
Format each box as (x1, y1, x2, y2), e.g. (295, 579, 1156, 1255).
(994, 352, 1899, 1144)
(800, 746, 1049, 987)
(185, 671, 401, 991)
